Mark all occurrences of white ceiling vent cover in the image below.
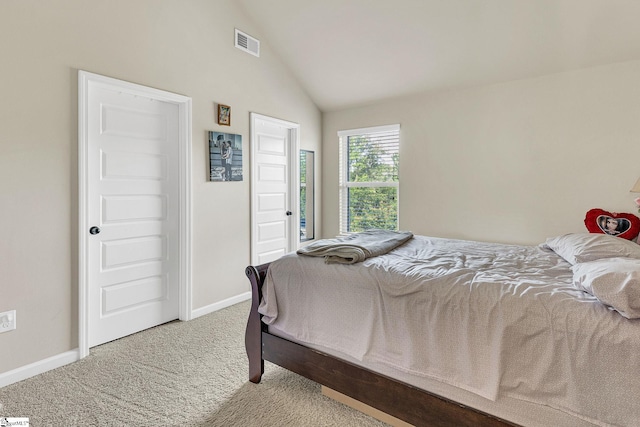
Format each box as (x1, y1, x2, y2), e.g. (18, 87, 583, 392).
(235, 29, 260, 57)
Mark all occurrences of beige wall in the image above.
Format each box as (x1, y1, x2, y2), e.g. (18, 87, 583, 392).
(323, 60, 640, 245)
(0, 0, 321, 374)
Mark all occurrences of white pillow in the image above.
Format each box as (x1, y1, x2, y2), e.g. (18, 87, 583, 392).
(544, 233, 640, 265)
(572, 258, 640, 319)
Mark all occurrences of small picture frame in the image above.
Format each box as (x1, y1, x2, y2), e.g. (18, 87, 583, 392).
(218, 104, 231, 126)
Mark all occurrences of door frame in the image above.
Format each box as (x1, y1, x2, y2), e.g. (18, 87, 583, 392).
(77, 70, 193, 358)
(250, 112, 300, 266)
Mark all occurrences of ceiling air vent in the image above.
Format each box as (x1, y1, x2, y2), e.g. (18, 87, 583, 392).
(235, 29, 260, 57)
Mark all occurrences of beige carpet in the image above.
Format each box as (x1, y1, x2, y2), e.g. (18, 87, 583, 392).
(0, 301, 388, 426)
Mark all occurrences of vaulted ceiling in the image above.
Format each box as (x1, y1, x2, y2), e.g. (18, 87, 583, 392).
(238, 0, 640, 111)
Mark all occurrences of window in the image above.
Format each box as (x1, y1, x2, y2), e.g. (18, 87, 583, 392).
(338, 124, 400, 234)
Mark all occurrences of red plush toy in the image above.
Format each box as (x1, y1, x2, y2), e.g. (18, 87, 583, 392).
(584, 208, 640, 240)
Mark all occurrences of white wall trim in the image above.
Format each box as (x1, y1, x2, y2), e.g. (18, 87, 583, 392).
(0, 350, 80, 389)
(190, 292, 251, 319)
(77, 70, 193, 358)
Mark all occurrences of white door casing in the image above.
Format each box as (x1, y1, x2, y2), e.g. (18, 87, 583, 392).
(250, 113, 299, 266)
(78, 71, 192, 357)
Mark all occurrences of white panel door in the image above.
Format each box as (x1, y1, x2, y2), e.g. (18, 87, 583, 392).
(87, 85, 180, 347)
(251, 114, 299, 265)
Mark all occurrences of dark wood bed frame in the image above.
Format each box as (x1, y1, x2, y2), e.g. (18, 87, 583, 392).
(245, 263, 519, 427)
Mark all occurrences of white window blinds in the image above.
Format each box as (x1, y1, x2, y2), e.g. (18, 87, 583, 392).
(338, 124, 400, 234)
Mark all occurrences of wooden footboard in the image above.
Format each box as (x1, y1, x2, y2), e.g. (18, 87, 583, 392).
(245, 263, 269, 383)
(244, 263, 518, 427)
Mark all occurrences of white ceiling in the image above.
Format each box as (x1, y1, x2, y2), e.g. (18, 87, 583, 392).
(237, 0, 640, 112)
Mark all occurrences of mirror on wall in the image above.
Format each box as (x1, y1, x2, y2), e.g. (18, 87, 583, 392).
(300, 150, 315, 241)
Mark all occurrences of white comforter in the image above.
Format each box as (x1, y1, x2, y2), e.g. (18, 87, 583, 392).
(259, 235, 640, 427)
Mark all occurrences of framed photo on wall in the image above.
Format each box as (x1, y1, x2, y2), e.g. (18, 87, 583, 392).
(208, 131, 243, 182)
(218, 104, 231, 126)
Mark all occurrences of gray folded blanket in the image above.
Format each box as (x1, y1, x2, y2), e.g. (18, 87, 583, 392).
(296, 229, 414, 264)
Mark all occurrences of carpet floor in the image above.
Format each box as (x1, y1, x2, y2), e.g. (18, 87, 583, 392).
(0, 301, 389, 426)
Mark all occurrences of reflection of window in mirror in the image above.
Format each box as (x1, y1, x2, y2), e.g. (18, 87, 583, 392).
(300, 150, 315, 241)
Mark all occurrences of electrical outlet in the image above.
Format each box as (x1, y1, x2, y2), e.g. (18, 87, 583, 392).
(0, 310, 16, 333)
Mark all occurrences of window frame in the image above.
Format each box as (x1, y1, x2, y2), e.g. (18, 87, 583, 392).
(338, 124, 400, 235)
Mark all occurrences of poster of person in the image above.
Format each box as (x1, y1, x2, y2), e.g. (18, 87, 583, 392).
(597, 215, 630, 236)
(209, 131, 243, 182)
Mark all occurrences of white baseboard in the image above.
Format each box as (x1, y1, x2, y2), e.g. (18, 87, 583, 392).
(0, 349, 80, 389)
(191, 291, 251, 319)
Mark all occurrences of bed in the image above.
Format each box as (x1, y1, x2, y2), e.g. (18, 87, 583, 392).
(245, 232, 640, 426)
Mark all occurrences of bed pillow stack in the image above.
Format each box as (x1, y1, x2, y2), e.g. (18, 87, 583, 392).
(545, 233, 640, 319)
